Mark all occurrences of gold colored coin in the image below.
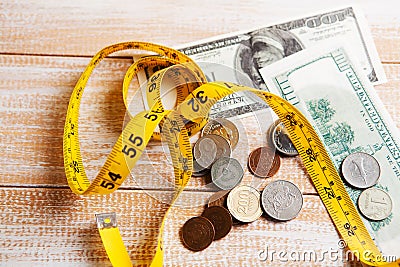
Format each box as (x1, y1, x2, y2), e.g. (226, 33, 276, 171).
(227, 185, 262, 223)
(202, 118, 239, 149)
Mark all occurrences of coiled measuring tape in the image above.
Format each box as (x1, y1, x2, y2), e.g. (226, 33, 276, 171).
(63, 42, 398, 266)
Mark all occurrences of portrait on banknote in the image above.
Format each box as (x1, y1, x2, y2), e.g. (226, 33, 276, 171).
(235, 28, 304, 89)
(139, 7, 386, 119)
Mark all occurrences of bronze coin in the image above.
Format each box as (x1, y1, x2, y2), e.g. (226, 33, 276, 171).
(181, 217, 215, 251)
(248, 146, 275, 178)
(202, 206, 232, 240)
(266, 154, 281, 177)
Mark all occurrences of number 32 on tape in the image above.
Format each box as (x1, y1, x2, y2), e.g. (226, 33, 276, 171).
(63, 42, 398, 267)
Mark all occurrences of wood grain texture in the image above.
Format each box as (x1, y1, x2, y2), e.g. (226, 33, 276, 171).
(0, 188, 361, 266)
(1, 61, 397, 267)
(0, 0, 399, 62)
(0, 0, 399, 266)
(0, 55, 398, 192)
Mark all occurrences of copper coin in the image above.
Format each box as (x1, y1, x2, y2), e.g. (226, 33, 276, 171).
(208, 190, 230, 207)
(181, 217, 215, 251)
(202, 206, 233, 240)
(267, 154, 281, 177)
(248, 146, 275, 178)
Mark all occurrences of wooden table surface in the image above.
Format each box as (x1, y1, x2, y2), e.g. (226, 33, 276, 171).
(1, 0, 399, 266)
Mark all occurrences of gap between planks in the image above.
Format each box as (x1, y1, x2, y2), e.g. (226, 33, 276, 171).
(0, 52, 399, 65)
(0, 184, 319, 196)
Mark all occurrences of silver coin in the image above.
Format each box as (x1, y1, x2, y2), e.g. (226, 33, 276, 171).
(193, 136, 216, 169)
(208, 134, 231, 160)
(358, 187, 392, 221)
(211, 157, 244, 190)
(194, 134, 231, 169)
(267, 120, 280, 143)
(341, 152, 380, 189)
(192, 159, 210, 177)
(227, 185, 263, 223)
(271, 121, 298, 156)
(261, 180, 303, 221)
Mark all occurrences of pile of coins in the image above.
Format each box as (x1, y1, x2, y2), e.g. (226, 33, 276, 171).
(181, 206, 233, 251)
(340, 152, 392, 221)
(181, 119, 304, 251)
(181, 118, 393, 251)
(192, 118, 240, 188)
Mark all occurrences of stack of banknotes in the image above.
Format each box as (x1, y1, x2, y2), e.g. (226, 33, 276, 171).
(138, 6, 399, 260)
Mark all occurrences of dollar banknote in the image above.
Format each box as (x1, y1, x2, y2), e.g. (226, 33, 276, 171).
(260, 46, 399, 259)
(138, 6, 386, 118)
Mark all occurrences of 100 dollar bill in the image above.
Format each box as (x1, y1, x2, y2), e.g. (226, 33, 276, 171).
(165, 6, 385, 118)
(260, 46, 399, 258)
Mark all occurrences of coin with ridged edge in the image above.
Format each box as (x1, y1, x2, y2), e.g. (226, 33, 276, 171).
(261, 180, 303, 221)
(181, 216, 215, 251)
(202, 206, 232, 240)
(227, 185, 263, 223)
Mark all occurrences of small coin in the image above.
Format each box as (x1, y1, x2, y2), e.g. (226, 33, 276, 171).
(341, 152, 380, 189)
(202, 118, 239, 149)
(202, 206, 233, 240)
(261, 180, 303, 221)
(358, 187, 392, 221)
(248, 146, 275, 178)
(267, 154, 281, 178)
(192, 159, 210, 177)
(227, 185, 263, 223)
(211, 157, 244, 190)
(208, 190, 229, 207)
(194, 134, 231, 169)
(181, 216, 215, 251)
(271, 122, 298, 156)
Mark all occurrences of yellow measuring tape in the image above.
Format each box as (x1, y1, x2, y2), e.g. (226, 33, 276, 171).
(63, 42, 398, 266)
